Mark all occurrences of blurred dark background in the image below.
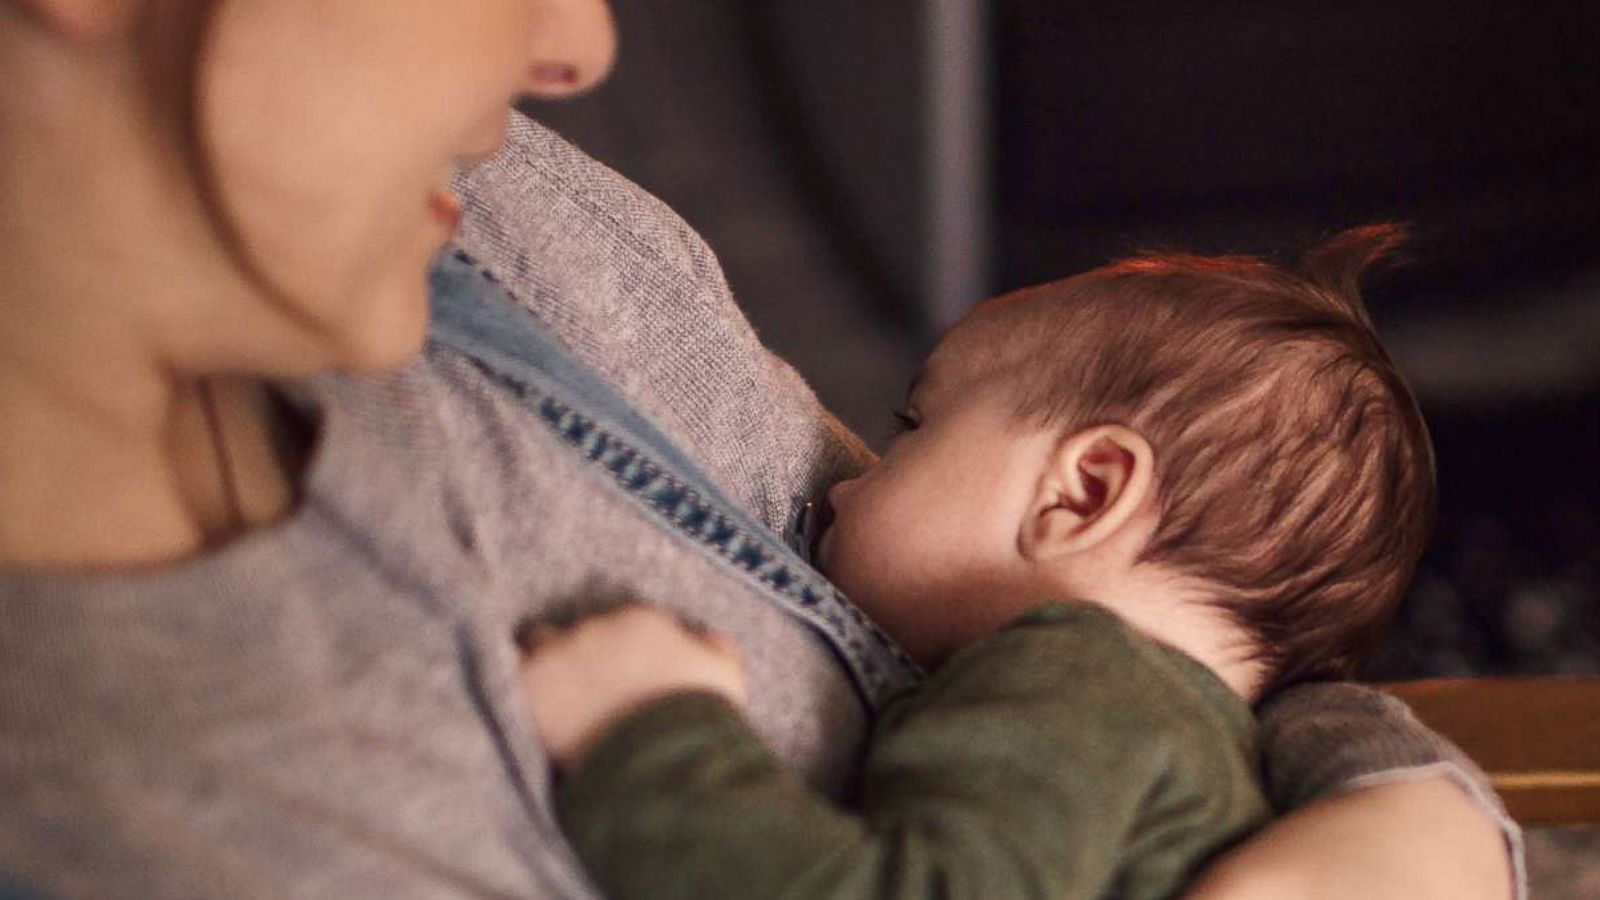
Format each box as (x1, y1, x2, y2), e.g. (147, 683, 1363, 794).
(991, 4, 1600, 690)
(526, 4, 1599, 882)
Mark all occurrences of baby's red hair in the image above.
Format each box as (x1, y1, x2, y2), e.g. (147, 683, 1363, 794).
(969, 225, 1435, 695)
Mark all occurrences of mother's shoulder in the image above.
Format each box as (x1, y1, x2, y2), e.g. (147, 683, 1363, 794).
(455, 113, 719, 296)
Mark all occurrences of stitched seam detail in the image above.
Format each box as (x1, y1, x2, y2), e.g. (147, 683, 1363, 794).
(439, 249, 924, 704)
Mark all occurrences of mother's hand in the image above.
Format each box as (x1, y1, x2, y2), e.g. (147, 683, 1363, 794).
(1182, 775, 1514, 900)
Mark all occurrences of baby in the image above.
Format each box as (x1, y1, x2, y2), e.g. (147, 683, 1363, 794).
(519, 224, 1436, 900)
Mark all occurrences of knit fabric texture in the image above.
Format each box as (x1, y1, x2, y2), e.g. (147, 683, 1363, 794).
(0, 114, 1522, 899)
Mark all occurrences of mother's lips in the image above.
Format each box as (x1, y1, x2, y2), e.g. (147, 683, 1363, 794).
(428, 188, 463, 232)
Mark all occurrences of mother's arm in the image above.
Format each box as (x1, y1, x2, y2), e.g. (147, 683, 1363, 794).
(456, 113, 1524, 898)
(1186, 682, 1523, 900)
(1184, 776, 1512, 900)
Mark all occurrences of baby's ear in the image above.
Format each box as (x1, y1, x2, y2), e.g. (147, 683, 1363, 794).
(1019, 425, 1155, 561)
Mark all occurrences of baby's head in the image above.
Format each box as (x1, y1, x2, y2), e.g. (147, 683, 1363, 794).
(818, 225, 1435, 698)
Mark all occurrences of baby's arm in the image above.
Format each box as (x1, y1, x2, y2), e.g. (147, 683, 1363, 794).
(521, 603, 1263, 900)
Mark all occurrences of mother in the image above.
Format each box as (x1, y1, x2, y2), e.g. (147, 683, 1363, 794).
(0, 1, 1519, 898)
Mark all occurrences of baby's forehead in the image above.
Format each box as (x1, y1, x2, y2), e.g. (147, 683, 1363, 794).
(925, 297, 1047, 378)
(919, 326, 990, 392)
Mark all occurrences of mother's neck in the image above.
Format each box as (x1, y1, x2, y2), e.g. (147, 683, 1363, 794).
(0, 358, 303, 572)
(0, 172, 306, 571)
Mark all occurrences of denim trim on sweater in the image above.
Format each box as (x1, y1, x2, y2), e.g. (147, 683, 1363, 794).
(427, 248, 923, 706)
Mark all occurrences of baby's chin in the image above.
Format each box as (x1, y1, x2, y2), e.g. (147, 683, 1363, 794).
(814, 530, 869, 611)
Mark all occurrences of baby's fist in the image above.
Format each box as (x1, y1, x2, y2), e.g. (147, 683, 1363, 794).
(518, 605, 747, 769)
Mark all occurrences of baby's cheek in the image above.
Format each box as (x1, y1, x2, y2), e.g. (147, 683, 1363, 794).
(827, 536, 887, 610)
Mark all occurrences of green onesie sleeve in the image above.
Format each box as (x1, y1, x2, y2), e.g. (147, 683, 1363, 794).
(554, 603, 1269, 900)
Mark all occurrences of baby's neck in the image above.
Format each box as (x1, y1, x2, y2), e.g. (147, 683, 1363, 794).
(1025, 555, 1264, 701)
(1111, 598, 1264, 703)
(1053, 568, 1264, 703)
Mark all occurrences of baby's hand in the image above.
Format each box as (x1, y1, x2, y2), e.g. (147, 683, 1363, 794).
(518, 605, 747, 770)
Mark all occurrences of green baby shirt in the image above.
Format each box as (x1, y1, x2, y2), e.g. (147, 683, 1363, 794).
(556, 602, 1270, 900)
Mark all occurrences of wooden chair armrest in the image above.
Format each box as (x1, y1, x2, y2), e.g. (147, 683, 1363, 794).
(1380, 676, 1600, 825)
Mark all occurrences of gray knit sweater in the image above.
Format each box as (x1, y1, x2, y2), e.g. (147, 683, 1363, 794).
(0, 115, 1522, 899)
